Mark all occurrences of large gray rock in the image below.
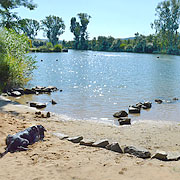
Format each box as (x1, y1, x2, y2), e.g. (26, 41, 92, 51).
(30, 102, 47, 109)
(67, 136, 83, 143)
(24, 88, 36, 94)
(155, 99, 163, 104)
(62, 49, 68, 52)
(167, 152, 180, 161)
(152, 151, 168, 161)
(106, 142, 123, 153)
(30, 102, 38, 107)
(13, 88, 24, 95)
(92, 139, 109, 148)
(47, 86, 58, 90)
(136, 102, 143, 109)
(152, 151, 180, 161)
(128, 106, 141, 114)
(32, 86, 45, 93)
(44, 86, 58, 92)
(80, 139, 95, 146)
(32, 86, 58, 93)
(52, 132, 69, 140)
(36, 103, 47, 109)
(11, 91, 21, 97)
(143, 101, 152, 109)
(124, 146, 151, 159)
(118, 117, 131, 125)
(113, 111, 128, 118)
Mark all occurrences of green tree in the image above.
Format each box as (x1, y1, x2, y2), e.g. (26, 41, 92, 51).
(41, 15, 65, 46)
(97, 36, 109, 51)
(133, 33, 147, 53)
(110, 39, 122, 51)
(19, 18, 40, 39)
(70, 13, 91, 50)
(0, 0, 36, 29)
(70, 17, 81, 49)
(125, 44, 133, 52)
(90, 37, 97, 50)
(152, 0, 180, 54)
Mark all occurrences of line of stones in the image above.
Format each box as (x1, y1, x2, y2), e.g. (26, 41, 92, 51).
(52, 132, 180, 161)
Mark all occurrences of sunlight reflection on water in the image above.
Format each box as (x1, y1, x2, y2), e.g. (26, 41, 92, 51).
(12, 50, 180, 124)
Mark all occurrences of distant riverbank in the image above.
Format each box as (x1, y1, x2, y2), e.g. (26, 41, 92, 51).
(29, 47, 68, 53)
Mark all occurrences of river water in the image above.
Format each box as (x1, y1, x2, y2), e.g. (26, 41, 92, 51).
(14, 50, 180, 124)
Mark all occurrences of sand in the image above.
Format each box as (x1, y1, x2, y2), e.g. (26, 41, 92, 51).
(0, 95, 180, 180)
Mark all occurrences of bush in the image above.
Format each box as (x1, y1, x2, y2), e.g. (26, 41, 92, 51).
(38, 45, 51, 52)
(53, 44, 62, 52)
(145, 43, 154, 53)
(46, 42, 53, 48)
(125, 44, 133, 52)
(0, 28, 36, 92)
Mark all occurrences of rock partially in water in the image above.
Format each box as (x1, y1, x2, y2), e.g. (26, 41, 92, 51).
(92, 139, 109, 148)
(128, 106, 141, 114)
(30, 102, 46, 109)
(46, 112, 51, 118)
(136, 102, 143, 109)
(13, 88, 24, 95)
(32, 86, 58, 93)
(51, 99, 57, 105)
(118, 117, 131, 125)
(106, 142, 123, 153)
(62, 49, 68, 52)
(113, 111, 128, 118)
(10, 91, 22, 97)
(124, 146, 151, 159)
(155, 99, 163, 104)
(173, 97, 179, 101)
(46, 86, 58, 91)
(36, 103, 47, 109)
(142, 101, 152, 109)
(24, 88, 36, 94)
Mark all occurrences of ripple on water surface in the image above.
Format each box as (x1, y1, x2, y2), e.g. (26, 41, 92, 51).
(13, 50, 180, 124)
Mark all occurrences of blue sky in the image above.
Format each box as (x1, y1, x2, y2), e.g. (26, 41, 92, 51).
(15, 0, 160, 41)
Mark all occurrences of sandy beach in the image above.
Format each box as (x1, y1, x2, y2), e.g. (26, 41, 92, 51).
(0, 96, 180, 180)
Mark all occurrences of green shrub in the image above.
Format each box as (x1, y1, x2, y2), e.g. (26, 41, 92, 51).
(46, 42, 53, 48)
(38, 45, 51, 52)
(0, 28, 36, 92)
(53, 44, 62, 52)
(125, 44, 133, 52)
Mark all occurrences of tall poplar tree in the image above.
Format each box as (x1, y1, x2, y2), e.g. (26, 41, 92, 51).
(152, 0, 180, 54)
(41, 15, 65, 46)
(70, 13, 91, 50)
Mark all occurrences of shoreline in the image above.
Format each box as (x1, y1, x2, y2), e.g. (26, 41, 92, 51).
(0, 96, 180, 179)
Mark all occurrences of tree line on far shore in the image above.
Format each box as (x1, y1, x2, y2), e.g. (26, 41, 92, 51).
(1, 0, 180, 55)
